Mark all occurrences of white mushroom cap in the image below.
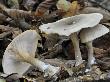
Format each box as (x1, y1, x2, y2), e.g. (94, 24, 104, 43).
(80, 24, 109, 43)
(2, 30, 41, 75)
(39, 13, 103, 36)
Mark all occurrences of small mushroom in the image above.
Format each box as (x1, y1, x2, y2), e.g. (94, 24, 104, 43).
(2, 30, 60, 78)
(79, 24, 109, 70)
(40, 13, 103, 66)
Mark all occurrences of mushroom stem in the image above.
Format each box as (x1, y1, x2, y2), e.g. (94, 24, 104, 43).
(70, 32, 83, 66)
(30, 58, 50, 71)
(86, 41, 95, 68)
(26, 55, 60, 77)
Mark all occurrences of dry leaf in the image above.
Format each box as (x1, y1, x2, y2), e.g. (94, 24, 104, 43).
(0, 4, 31, 20)
(79, 7, 110, 22)
(35, 0, 58, 16)
(56, 0, 71, 12)
(7, 0, 19, 9)
(12, 28, 22, 38)
(0, 13, 7, 24)
(5, 9, 31, 20)
(90, 0, 110, 11)
(63, 1, 79, 18)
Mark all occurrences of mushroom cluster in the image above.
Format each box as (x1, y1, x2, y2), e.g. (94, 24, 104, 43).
(2, 13, 109, 79)
(2, 30, 60, 78)
(39, 13, 109, 71)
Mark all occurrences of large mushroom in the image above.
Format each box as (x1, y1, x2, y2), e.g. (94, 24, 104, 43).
(79, 24, 109, 71)
(39, 13, 103, 66)
(2, 30, 60, 78)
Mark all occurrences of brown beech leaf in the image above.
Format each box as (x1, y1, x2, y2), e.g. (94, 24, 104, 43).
(35, 0, 58, 17)
(63, 1, 79, 18)
(0, 4, 32, 20)
(4, 9, 31, 20)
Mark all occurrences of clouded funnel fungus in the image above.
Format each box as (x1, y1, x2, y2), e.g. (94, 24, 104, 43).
(2, 30, 60, 78)
(39, 13, 103, 66)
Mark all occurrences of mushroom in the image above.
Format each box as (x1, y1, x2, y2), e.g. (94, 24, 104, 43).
(2, 30, 60, 78)
(79, 24, 109, 70)
(39, 13, 103, 66)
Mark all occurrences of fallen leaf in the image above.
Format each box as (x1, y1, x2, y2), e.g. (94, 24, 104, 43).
(63, 1, 79, 17)
(56, 0, 71, 12)
(35, 0, 58, 17)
